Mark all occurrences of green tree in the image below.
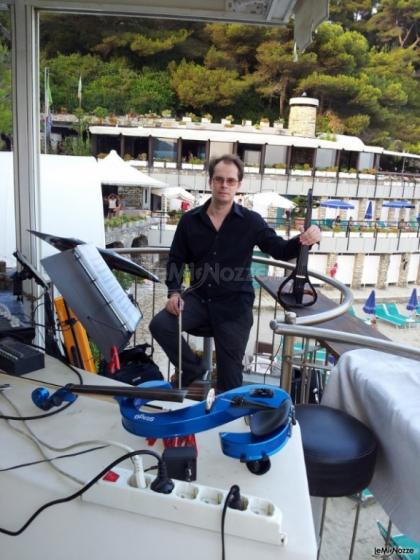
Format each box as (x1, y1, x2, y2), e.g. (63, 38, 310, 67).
(0, 40, 12, 148)
(253, 38, 317, 117)
(309, 23, 370, 75)
(127, 68, 175, 114)
(204, 23, 269, 74)
(44, 54, 137, 113)
(169, 59, 249, 112)
(329, 0, 375, 34)
(93, 29, 191, 59)
(367, 0, 420, 50)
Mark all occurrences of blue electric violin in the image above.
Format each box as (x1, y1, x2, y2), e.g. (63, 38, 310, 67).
(32, 381, 294, 475)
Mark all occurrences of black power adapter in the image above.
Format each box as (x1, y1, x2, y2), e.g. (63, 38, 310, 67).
(162, 446, 197, 482)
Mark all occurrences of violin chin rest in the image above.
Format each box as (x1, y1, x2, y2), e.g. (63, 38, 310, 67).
(249, 400, 292, 437)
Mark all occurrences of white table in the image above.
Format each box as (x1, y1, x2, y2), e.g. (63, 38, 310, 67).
(322, 348, 420, 541)
(0, 356, 317, 560)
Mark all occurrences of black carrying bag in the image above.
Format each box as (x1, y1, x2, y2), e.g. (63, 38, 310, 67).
(100, 343, 163, 386)
(290, 367, 323, 404)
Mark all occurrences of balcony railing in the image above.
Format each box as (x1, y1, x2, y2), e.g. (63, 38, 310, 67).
(113, 247, 420, 401)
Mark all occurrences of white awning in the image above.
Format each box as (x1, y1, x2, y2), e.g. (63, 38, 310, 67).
(98, 150, 167, 186)
(382, 150, 420, 160)
(152, 187, 195, 202)
(247, 191, 295, 217)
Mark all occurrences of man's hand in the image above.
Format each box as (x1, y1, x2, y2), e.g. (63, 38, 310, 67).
(299, 224, 321, 246)
(166, 293, 184, 316)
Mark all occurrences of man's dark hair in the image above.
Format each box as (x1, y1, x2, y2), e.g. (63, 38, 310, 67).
(208, 154, 244, 182)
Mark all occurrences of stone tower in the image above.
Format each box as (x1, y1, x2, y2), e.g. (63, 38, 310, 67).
(288, 94, 319, 138)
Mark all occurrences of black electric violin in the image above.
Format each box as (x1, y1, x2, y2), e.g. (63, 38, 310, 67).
(277, 189, 317, 309)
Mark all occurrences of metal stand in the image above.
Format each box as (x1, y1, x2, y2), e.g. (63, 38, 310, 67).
(201, 337, 213, 377)
(178, 302, 183, 389)
(280, 311, 296, 393)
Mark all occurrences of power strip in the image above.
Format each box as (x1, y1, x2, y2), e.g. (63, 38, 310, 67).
(83, 467, 286, 546)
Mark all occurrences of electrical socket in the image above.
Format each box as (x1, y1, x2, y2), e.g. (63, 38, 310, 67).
(83, 467, 285, 546)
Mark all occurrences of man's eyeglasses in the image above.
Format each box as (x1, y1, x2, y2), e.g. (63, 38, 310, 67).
(212, 176, 239, 187)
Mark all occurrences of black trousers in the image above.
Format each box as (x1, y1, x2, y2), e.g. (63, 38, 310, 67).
(149, 292, 253, 392)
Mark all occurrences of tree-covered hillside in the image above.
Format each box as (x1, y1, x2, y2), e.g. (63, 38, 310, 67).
(0, 1, 419, 152)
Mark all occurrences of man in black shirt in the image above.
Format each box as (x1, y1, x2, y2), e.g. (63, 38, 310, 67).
(149, 154, 321, 392)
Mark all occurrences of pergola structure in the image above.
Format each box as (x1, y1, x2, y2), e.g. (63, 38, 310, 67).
(7, 0, 328, 299)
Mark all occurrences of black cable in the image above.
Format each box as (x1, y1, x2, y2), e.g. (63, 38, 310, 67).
(0, 449, 161, 536)
(263, 340, 282, 385)
(6, 375, 63, 388)
(221, 485, 241, 560)
(0, 444, 108, 472)
(23, 340, 83, 384)
(0, 400, 74, 421)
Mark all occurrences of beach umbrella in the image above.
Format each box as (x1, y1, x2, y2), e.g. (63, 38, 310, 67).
(406, 288, 418, 312)
(320, 200, 355, 210)
(363, 290, 376, 315)
(364, 201, 373, 220)
(382, 200, 415, 208)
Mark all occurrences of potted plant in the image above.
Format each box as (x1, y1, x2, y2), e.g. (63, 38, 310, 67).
(201, 113, 213, 124)
(265, 162, 286, 175)
(339, 167, 357, 178)
(93, 106, 108, 125)
(291, 195, 308, 227)
(153, 158, 165, 168)
(291, 164, 312, 176)
(222, 115, 234, 126)
(136, 152, 148, 166)
(190, 156, 205, 170)
(316, 166, 338, 178)
(359, 168, 377, 179)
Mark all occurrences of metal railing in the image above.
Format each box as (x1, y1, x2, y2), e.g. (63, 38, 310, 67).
(113, 247, 419, 400)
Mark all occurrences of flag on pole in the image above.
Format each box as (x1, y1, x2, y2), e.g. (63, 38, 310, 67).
(45, 72, 53, 114)
(77, 75, 82, 107)
(44, 67, 53, 152)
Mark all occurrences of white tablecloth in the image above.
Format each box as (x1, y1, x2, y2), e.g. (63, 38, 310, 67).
(322, 348, 420, 541)
(0, 357, 317, 560)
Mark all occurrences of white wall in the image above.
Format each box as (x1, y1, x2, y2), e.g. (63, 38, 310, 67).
(308, 253, 328, 285)
(0, 152, 105, 267)
(361, 255, 380, 285)
(407, 253, 419, 282)
(387, 254, 401, 284)
(336, 255, 354, 285)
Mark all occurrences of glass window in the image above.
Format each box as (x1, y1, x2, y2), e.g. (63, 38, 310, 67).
(358, 152, 374, 171)
(379, 155, 403, 173)
(209, 141, 233, 159)
(0, 9, 12, 152)
(339, 151, 358, 171)
(265, 145, 287, 167)
(315, 149, 336, 169)
(93, 133, 121, 156)
(290, 147, 315, 168)
(153, 137, 177, 162)
(237, 143, 261, 167)
(0, 8, 15, 268)
(181, 139, 206, 163)
(132, 136, 149, 161)
(404, 157, 420, 174)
